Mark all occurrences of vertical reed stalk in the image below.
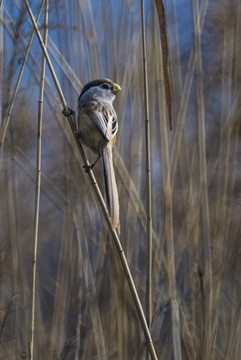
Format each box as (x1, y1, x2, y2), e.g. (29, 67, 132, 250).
(29, 1, 48, 358)
(155, 12, 182, 360)
(193, 1, 213, 358)
(224, 4, 241, 356)
(154, 0, 172, 130)
(0, 0, 45, 150)
(210, 1, 235, 359)
(141, 0, 153, 346)
(158, 80, 182, 360)
(24, 1, 158, 358)
(74, 211, 83, 360)
(159, 83, 182, 360)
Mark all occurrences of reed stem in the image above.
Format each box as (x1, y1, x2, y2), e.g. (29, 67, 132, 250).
(193, 1, 213, 358)
(29, 1, 48, 359)
(141, 1, 153, 345)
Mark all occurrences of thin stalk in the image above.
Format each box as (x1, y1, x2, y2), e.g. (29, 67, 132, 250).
(6, 150, 19, 346)
(0, 0, 45, 149)
(24, 1, 158, 358)
(193, 1, 213, 358)
(158, 75, 182, 360)
(209, 1, 235, 359)
(154, 0, 172, 130)
(74, 210, 83, 360)
(141, 0, 153, 343)
(29, 1, 48, 359)
(155, 10, 182, 360)
(224, 4, 241, 357)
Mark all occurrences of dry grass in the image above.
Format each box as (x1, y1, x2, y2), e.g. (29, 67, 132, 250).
(0, 1, 240, 359)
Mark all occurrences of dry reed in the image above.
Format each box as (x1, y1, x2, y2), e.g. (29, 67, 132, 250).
(29, 0, 48, 358)
(0, 1, 240, 359)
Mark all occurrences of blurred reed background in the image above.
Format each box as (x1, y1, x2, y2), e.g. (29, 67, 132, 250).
(0, 0, 240, 359)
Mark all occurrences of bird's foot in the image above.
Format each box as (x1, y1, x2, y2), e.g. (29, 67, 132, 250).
(74, 130, 81, 138)
(62, 108, 75, 117)
(83, 164, 94, 173)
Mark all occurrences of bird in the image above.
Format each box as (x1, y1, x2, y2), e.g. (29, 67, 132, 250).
(75, 78, 121, 233)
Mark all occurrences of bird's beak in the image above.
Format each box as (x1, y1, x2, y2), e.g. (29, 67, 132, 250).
(112, 83, 121, 94)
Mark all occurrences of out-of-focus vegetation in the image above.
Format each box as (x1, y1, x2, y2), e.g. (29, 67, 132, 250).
(0, 0, 240, 359)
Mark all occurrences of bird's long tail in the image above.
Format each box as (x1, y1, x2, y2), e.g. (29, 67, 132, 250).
(102, 144, 120, 233)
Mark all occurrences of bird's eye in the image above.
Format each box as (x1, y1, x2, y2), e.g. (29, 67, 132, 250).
(102, 83, 110, 90)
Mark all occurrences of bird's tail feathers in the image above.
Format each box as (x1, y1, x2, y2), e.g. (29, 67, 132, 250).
(102, 144, 120, 233)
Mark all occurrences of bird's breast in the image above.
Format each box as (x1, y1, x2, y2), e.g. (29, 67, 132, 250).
(77, 112, 107, 154)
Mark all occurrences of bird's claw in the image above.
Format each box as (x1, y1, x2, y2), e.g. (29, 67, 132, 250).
(62, 108, 75, 117)
(83, 164, 94, 173)
(74, 130, 81, 138)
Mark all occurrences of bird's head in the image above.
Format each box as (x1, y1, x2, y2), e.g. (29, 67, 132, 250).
(78, 78, 121, 103)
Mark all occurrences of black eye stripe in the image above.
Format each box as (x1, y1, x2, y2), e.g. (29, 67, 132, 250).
(102, 83, 112, 90)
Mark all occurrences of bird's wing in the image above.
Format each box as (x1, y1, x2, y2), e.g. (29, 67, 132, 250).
(87, 110, 109, 139)
(102, 103, 118, 140)
(87, 104, 118, 141)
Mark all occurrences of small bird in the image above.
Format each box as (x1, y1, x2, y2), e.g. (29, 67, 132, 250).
(76, 78, 121, 233)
